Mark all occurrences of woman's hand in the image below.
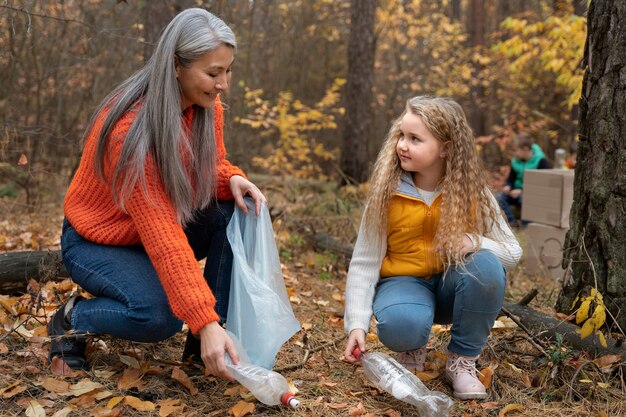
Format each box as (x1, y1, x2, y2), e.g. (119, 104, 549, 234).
(229, 175, 267, 216)
(343, 329, 366, 364)
(198, 321, 239, 380)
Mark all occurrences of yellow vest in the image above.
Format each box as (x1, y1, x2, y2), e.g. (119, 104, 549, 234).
(380, 193, 444, 278)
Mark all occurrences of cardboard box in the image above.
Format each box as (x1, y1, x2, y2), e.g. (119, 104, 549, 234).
(524, 222, 568, 279)
(521, 169, 575, 228)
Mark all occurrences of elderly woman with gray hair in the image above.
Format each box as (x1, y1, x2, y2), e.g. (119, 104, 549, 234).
(48, 8, 264, 380)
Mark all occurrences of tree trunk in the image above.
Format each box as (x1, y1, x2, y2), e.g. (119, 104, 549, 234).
(466, 0, 486, 136)
(556, 1, 626, 332)
(340, 0, 376, 184)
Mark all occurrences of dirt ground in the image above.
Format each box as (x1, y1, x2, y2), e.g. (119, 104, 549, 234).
(1, 178, 624, 417)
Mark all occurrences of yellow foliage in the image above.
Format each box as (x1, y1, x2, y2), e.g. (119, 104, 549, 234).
(493, 14, 586, 110)
(573, 288, 608, 348)
(238, 79, 344, 180)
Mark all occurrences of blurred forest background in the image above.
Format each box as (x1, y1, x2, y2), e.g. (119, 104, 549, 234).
(1, 0, 587, 206)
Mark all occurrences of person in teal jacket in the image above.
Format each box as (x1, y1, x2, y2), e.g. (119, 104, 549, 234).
(497, 133, 552, 226)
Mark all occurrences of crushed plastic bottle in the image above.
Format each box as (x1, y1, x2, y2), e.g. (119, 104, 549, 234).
(354, 348, 453, 417)
(224, 330, 299, 408)
(224, 356, 299, 408)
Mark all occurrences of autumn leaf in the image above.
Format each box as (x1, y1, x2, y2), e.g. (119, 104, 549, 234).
(327, 402, 349, 409)
(60, 379, 103, 397)
(171, 366, 198, 396)
(158, 398, 185, 417)
(24, 400, 45, 417)
(0, 342, 8, 354)
(41, 376, 70, 393)
(229, 400, 255, 417)
(479, 367, 495, 389)
(381, 408, 401, 417)
(498, 403, 526, 416)
(349, 401, 367, 416)
(124, 395, 156, 411)
(117, 367, 145, 390)
(17, 154, 28, 166)
(51, 407, 75, 417)
(223, 385, 245, 397)
(593, 354, 622, 370)
(50, 356, 78, 377)
(1, 383, 28, 398)
(416, 370, 440, 382)
(107, 396, 124, 409)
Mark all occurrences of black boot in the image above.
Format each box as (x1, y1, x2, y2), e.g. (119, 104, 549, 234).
(47, 296, 87, 370)
(182, 331, 202, 364)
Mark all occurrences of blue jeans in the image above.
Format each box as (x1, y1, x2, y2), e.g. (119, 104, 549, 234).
(497, 191, 521, 223)
(61, 200, 235, 343)
(372, 250, 506, 357)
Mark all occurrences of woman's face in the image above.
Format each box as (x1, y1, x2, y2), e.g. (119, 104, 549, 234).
(176, 44, 234, 111)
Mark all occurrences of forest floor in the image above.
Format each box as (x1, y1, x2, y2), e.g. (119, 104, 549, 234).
(0, 175, 624, 417)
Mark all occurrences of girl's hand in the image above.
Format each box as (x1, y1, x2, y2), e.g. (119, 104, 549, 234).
(229, 175, 267, 216)
(344, 329, 366, 363)
(459, 235, 477, 257)
(198, 321, 239, 380)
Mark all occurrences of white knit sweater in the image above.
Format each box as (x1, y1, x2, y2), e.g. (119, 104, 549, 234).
(344, 190, 522, 334)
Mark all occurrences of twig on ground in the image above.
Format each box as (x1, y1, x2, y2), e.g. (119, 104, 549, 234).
(275, 334, 346, 372)
(501, 305, 551, 359)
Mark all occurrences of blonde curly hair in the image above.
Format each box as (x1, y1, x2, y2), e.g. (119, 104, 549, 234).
(363, 96, 502, 267)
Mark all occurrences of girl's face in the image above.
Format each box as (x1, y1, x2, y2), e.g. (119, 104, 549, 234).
(176, 44, 234, 111)
(396, 113, 447, 178)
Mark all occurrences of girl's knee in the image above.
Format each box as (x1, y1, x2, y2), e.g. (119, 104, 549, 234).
(376, 306, 432, 352)
(467, 251, 506, 288)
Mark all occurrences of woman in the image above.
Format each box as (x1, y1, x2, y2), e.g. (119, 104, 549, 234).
(48, 8, 264, 380)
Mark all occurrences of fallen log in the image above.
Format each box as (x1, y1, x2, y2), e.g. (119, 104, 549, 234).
(502, 301, 625, 357)
(0, 250, 67, 294)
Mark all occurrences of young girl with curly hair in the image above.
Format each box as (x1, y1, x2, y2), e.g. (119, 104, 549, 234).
(343, 96, 522, 400)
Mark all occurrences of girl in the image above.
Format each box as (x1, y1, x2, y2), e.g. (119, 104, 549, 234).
(343, 96, 521, 400)
(48, 8, 265, 380)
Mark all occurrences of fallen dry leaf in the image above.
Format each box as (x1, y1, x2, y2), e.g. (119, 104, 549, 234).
(0, 342, 8, 354)
(382, 408, 401, 417)
(229, 400, 255, 417)
(349, 401, 366, 416)
(17, 153, 28, 165)
(158, 398, 185, 417)
(223, 385, 245, 396)
(416, 370, 440, 382)
(480, 401, 500, 409)
(593, 354, 622, 370)
(124, 395, 156, 412)
(479, 367, 494, 389)
(107, 396, 124, 409)
(498, 403, 526, 416)
(327, 402, 349, 409)
(117, 367, 145, 390)
(24, 400, 45, 417)
(42, 377, 70, 393)
(302, 322, 313, 330)
(2, 384, 28, 399)
(51, 406, 74, 417)
(60, 379, 103, 397)
(171, 367, 198, 396)
(50, 356, 78, 377)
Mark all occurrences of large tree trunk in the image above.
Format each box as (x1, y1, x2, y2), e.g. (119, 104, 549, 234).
(340, 0, 376, 184)
(466, 0, 486, 136)
(556, 1, 626, 332)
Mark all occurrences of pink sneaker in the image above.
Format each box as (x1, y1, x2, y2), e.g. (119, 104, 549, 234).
(394, 346, 427, 372)
(445, 350, 487, 400)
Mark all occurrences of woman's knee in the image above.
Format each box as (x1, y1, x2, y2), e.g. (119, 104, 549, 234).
(376, 305, 432, 352)
(129, 305, 182, 342)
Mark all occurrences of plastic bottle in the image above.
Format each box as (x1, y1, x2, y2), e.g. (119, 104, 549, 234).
(224, 355, 300, 408)
(353, 348, 453, 417)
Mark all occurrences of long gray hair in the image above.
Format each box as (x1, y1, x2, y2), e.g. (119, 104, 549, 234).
(88, 8, 236, 225)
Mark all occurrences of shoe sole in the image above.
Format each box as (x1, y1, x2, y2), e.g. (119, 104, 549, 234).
(453, 391, 488, 400)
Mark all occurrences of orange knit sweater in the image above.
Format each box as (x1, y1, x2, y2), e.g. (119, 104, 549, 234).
(64, 100, 245, 334)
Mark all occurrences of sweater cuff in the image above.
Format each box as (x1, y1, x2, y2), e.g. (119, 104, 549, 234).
(185, 305, 221, 334)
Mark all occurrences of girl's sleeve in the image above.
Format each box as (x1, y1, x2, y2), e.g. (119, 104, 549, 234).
(471, 191, 523, 271)
(213, 100, 246, 200)
(344, 216, 387, 334)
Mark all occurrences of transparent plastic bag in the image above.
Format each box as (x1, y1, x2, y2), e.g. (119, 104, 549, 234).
(226, 199, 301, 369)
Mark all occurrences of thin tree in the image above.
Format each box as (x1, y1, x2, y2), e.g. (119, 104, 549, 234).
(557, 0, 626, 333)
(340, 0, 376, 184)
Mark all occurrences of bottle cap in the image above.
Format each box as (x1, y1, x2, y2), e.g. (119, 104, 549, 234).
(352, 347, 363, 358)
(281, 392, 299, 408)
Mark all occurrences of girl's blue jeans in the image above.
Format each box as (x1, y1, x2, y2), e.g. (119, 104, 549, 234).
(60, 200, 235, 343)
(373, 250, 506, 357)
